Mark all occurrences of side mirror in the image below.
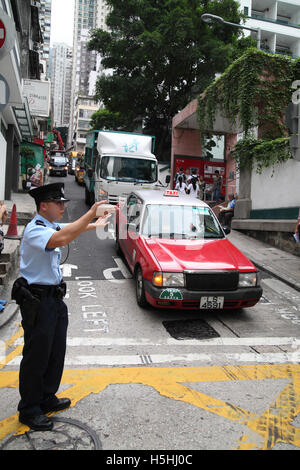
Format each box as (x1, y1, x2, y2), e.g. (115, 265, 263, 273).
(127, 222, 139, 240)
(87, 168, 93, 178)
(165, 175, 170, 184)
(128, 222, 138, 232)
(222, 226, 231, 235)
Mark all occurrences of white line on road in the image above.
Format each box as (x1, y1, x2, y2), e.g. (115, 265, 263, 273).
(6, 351, 300, 367)
(13, 336, 300, 347)
(66, 336, 300, 347)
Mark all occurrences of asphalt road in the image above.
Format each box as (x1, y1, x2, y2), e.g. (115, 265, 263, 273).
(0, 174, 300, 451)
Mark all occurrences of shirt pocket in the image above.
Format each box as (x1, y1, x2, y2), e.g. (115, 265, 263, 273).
(51, 247, 61, 271)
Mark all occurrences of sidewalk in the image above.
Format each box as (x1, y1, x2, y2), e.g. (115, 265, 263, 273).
(0, 192, 36, 327)
(228, 230, 300, 292)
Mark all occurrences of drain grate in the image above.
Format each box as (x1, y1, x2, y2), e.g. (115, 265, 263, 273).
(162, 318, 220, 340)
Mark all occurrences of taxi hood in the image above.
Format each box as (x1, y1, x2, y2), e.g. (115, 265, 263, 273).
(144, 237, 255, 272)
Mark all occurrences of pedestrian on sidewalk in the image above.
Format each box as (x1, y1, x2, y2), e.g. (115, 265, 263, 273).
(198, 175, 206, 200)
(186, 176, 200, 198)
(11, 183, 111, 431)
(294, 209, 300, 243)
(175, 175, 187, 193)
(212, 170, 222, 202)
(175, 167, 186, 184)
(217, 194, 236, 228)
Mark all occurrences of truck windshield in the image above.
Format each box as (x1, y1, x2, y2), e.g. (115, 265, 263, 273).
(141, 204, 224, 239)
(51, 157, 68, 164)
(100, 156, 157, 183)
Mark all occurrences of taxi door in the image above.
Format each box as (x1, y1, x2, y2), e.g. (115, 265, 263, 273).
(123, 194, 143, 271)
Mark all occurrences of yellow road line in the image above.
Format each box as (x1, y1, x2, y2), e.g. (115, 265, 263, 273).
(0, 363, 300, 449)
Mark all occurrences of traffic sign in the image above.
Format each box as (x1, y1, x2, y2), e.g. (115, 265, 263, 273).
(0, 19, 6, 50)
(0, 7, 16, 60)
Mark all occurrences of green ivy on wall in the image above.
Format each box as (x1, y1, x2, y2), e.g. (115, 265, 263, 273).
(197, 48, 300, 173)
(232, 136, 291, 174)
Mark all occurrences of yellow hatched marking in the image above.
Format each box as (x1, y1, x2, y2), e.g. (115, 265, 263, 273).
(1, 327, 300, 449)
(0, 363, 300, 449)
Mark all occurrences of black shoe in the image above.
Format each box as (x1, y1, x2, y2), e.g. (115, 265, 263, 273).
(19, 414, 53, 431)
(41, 397, 71, 414)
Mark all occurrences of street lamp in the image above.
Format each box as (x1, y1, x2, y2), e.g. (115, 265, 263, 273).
(201, 13, 261, 50)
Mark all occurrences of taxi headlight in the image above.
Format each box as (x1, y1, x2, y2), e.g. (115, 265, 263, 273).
(238, 272, 258, 288)
(153, 271, 185, 287)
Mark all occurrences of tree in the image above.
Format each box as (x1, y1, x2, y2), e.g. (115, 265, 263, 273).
(90, 109, 128, 131)
(88, 0, 249, 160)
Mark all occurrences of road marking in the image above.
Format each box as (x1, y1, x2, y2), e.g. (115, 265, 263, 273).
(103, 257, 132, 283)
(6, 351, 300, 367)
(67, 336, 300, 347)
(60, 264, 78, 277)
(11, 336, 300, 348)
(1, 364, 300, 450)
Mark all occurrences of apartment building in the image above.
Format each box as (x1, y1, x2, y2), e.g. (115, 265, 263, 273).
(240, 0, 300, 57)
(73, 95, 98, 152)
(68, 0, 96, 146)
(38, 0, 52, 79)
(0, 0, 43, 199)
(50, 43, 73, 127)
(96, 0, 110, 32)
(68, 0, 110, 148)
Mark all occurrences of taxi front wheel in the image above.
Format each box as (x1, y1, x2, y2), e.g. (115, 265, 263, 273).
(135, 266, 148, 308)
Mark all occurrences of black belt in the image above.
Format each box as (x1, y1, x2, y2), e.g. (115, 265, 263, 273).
(29, 281, 66, 299)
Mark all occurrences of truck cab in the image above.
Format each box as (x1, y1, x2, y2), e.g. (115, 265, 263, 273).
(83, 130, 159, 206)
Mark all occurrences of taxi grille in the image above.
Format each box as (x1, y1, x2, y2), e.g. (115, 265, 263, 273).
(185, 271, 239, 291)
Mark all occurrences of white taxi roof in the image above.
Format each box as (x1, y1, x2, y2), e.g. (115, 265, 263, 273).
(132, 189, 210, 208)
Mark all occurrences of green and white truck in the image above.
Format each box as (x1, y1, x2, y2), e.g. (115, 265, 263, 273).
(83, 130, 162, 205)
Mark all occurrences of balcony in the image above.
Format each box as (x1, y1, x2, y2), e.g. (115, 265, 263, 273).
(249, 14, 300, 29)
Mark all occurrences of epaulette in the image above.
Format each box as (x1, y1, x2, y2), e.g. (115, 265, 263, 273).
(35, 219, 46, 227)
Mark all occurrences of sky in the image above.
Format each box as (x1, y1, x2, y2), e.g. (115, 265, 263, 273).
(50, 0, 74, 47)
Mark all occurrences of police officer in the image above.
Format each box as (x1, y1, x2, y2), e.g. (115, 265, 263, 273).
(13, 182, 110, 431)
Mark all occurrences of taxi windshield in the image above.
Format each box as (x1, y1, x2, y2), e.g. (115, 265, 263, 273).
(141, 204, 224, 239)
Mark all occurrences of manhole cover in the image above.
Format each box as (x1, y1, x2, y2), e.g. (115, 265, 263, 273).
(0, 417, 102, 450)
(163, 318, 220, 340)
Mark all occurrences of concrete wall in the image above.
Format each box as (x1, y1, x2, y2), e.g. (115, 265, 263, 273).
(251, 158, 300, 213)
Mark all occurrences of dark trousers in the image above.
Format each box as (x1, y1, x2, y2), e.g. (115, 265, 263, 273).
(218, 210, 234, 227)
(18, 296, 68, 417)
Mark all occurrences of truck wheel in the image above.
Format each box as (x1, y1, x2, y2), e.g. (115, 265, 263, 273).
(85, 187, 91, 206)
(135, 266, 148, 308)
(90, 191, 95, 205)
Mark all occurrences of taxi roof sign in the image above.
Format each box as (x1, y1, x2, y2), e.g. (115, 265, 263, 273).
(164, 190, 179, 197)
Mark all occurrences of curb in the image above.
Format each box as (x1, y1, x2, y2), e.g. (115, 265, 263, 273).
(249, 258, 300, 294)
(0, 302, 19, 328)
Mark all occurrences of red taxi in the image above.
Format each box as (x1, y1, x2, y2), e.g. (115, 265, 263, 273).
(115, 190, 262, 310)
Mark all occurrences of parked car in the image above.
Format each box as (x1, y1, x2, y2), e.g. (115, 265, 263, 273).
(48, 152, 68, 177)
(115, 189, 262, 309)
(74, 158, 85, 185)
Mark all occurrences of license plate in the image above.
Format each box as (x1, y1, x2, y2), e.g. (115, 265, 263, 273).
(200, 296, 224, 309)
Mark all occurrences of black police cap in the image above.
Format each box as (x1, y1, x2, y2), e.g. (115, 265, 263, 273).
(29, 183, 70, 204)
